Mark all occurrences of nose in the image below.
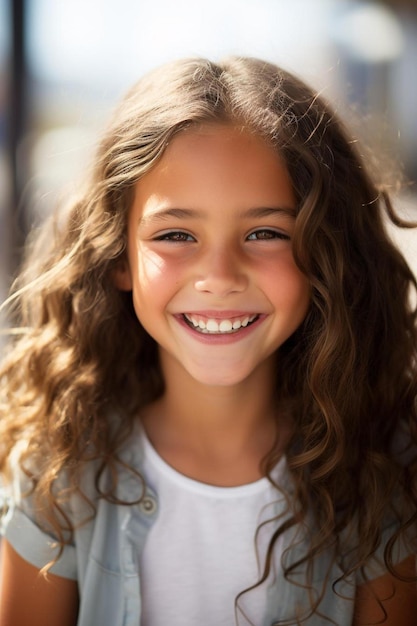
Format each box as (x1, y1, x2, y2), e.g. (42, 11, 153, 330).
(194, 244, 248, 296)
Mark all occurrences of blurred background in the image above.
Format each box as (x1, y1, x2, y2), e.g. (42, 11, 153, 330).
(0, 0, 416, 313)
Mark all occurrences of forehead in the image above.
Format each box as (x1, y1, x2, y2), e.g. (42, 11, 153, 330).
(160, 123, 282, 173)
(131, 123, 295, 214)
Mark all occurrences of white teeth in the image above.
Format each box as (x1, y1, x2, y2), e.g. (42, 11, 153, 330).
(206, 319, 219, 332)
(219, 320, 233, 332)
(183, 314, 258, 334)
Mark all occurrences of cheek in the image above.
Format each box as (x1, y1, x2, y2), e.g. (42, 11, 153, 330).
(131, 248, 177, 302)
(264, 259, 310, 314)
(136, 248, 167, 284)
(286, 268, 310, 313)
(130, 247, 183, 319)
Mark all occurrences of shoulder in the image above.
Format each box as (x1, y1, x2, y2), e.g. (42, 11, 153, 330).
(354, 555, 417, 626)
(1, 427, 153, 574)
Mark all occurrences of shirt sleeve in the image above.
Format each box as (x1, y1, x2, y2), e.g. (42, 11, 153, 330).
(0, 455, 77, 580)
(1, 502, 77, 579)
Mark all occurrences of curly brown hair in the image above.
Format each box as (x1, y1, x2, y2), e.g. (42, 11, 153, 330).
(1, 57, 416, 622)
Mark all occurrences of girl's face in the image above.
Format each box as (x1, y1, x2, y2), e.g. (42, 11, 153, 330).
(116, 124, 310, 388)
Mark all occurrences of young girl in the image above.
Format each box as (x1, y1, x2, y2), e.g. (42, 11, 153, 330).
(0, 56, 416, 626)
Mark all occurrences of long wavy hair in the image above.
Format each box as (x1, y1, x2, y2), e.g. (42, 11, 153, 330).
(1, 57, 417, 623)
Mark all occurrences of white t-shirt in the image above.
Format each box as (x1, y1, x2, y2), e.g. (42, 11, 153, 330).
(139, 431, 286, 626)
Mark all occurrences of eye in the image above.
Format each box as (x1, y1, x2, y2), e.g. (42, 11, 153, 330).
(247, 229, 290, 241)
(154, 231, 195, 242)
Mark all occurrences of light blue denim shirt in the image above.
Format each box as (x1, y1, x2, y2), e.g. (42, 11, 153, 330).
(0, 431, 410, 626)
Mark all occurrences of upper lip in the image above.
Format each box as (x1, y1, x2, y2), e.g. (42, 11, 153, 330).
(178, 310, 261, 319)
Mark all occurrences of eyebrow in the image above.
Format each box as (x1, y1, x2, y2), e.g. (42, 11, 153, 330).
(244, 206, 296, 219)
(138, 205, 296, 226)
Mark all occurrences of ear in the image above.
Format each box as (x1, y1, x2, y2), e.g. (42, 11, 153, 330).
(112, 257, 133, 291)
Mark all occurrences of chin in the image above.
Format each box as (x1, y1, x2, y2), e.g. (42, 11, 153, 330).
(188, 366, 258, 388)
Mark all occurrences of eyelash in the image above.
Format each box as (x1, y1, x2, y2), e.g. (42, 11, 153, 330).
(247, 229, 290, 241)
(154, 229, 290, 242)
(154, 231, 195, 242)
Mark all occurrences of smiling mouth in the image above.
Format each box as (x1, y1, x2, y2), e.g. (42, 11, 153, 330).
(182, 314, 260, 334)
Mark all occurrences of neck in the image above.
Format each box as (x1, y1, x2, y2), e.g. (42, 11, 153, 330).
(140, 352, 291, 485)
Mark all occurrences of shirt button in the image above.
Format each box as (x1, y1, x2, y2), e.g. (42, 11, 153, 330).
(139, 495, 157, 515)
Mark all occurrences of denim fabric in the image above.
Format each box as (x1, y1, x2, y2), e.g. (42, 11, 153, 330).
(1, 430, 411, 626)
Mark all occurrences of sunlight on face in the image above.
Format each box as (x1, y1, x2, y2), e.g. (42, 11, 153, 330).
(117, 124, 310, 389)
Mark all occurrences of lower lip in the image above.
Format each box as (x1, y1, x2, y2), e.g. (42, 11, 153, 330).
(174, 314, 266, 345)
